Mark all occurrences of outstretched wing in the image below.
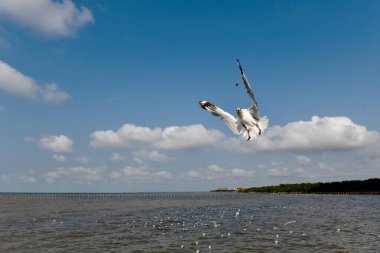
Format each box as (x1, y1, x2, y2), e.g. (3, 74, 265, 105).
(236, 59, 260, 120)
(199, 100, 240, 135)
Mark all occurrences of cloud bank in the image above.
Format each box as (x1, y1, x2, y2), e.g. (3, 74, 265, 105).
(90, 116, 379, 155)
(39, 135, 73, 153)
(222, 116, 379, 153)
(0, 0, 94, 37)
(110, 166, 173, 182)
(44, 166, 102, 184)
(0, 60, 71, 103)
(90, 123, 224, 150)
(185, 164, 256, 181)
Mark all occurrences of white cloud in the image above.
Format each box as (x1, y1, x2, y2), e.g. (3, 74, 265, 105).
(109, 153, 125, 161)
(1, 171, 37, 184)
(0, 60, 38, 98)
(44, 171, 60, 184)
(267, 167, 290, 177)
(153, 171, 173, 180)
(0, 0, 94, 37)
(261, 116, 379, 151)
(187, 170, 202, 179)
(74, 156, 90, 164)
(90, 123, 161, 148)
(155, 125, 224, 149)
(207, 164, 225, 173)
(44, 166, 103, 183)
(21, 175, 37, 183)
(185, 164, 255, 181)
(361, 141, 380, 161)
(52, 154, 67, 163)
(39, 135, 73, 153)
(221, 116, 379, 153)
(0, 174, 10, 181)
(0, 60, 71, 103)
(40, 83, 71, 103)
(230, 168, 255, 178)
(133, 150, 173, 164)
(294, 155, 311, 166)
(90, 123, 225, 150)
(317, 162, 335, 173)
(110, 166, 173, 182)
(110, 171, 122, 180)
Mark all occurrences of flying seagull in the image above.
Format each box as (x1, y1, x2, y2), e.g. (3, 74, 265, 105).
(199, 59, 269, 141)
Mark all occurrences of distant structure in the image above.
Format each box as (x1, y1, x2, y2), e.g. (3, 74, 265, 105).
(211, 187, 246, 192)
(212, 187, 235, 192)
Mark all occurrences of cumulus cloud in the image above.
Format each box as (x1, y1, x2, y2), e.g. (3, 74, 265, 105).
(156, 125, 224, 149)
(267, 167, 290, 177)
(294, 155, 311, 166)
(21, 175, 37, 183)
(185, 164, 255, 181)
(222, 116, 379, 153)
(0, 60, 71, 103)
(0, 0, 94, 37)
(74, 156, 90, 164)
(90, 123, 225, 150)
(90, 124, 161, 148)
(207, 164, 225, 173)
(39, 83, 71, 103)
(230, 168, 256, 178)
(110, 166, 173, 182)
(44, 166, 103, 183)
(1, 171, 37, 183)
(0, 60, 38, 98)
(89, 116, 378, 154)
(109, 153, 125, 161)
(39, 135, 73, 152)
(133, 150, 174, 164)
(317, 162, 336, 173)
(359, 139, 380, 162)
(52, 154, 67, 163)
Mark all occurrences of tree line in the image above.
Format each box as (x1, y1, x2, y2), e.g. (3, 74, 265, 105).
(242, 178, 380, 194)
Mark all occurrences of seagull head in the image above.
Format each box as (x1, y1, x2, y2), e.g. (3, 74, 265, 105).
(199, 101, 208, 110)
(236, 108, 242, 117)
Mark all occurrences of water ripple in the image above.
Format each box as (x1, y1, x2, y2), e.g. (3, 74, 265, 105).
(0, 193, 379, 252)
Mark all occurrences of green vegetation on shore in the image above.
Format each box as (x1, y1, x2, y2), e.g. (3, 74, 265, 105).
(241, 178, 380, 194)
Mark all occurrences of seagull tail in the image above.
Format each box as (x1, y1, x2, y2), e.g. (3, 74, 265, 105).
(259, 116, 269, 133)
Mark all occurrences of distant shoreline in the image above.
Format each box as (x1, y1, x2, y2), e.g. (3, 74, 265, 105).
(246, 191, 380, 195)
(211, 190, 380, 195)
(212, 178, 380, 195)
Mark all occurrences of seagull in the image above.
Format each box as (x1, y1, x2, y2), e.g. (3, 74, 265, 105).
(199, 59, 269, 141)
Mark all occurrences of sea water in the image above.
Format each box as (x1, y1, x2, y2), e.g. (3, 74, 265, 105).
(0, 192, 379, 252)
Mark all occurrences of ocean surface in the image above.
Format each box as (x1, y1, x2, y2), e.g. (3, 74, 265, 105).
(0, 192, 379, 252)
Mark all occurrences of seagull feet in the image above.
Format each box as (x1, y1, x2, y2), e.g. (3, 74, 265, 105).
(247, 132, 251, 141)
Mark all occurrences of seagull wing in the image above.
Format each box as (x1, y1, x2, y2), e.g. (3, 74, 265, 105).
(199, 101, 240, 135)
(237, 59, 260, 120)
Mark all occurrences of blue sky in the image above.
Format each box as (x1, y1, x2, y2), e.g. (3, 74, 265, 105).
(0, 0, 379, 192)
